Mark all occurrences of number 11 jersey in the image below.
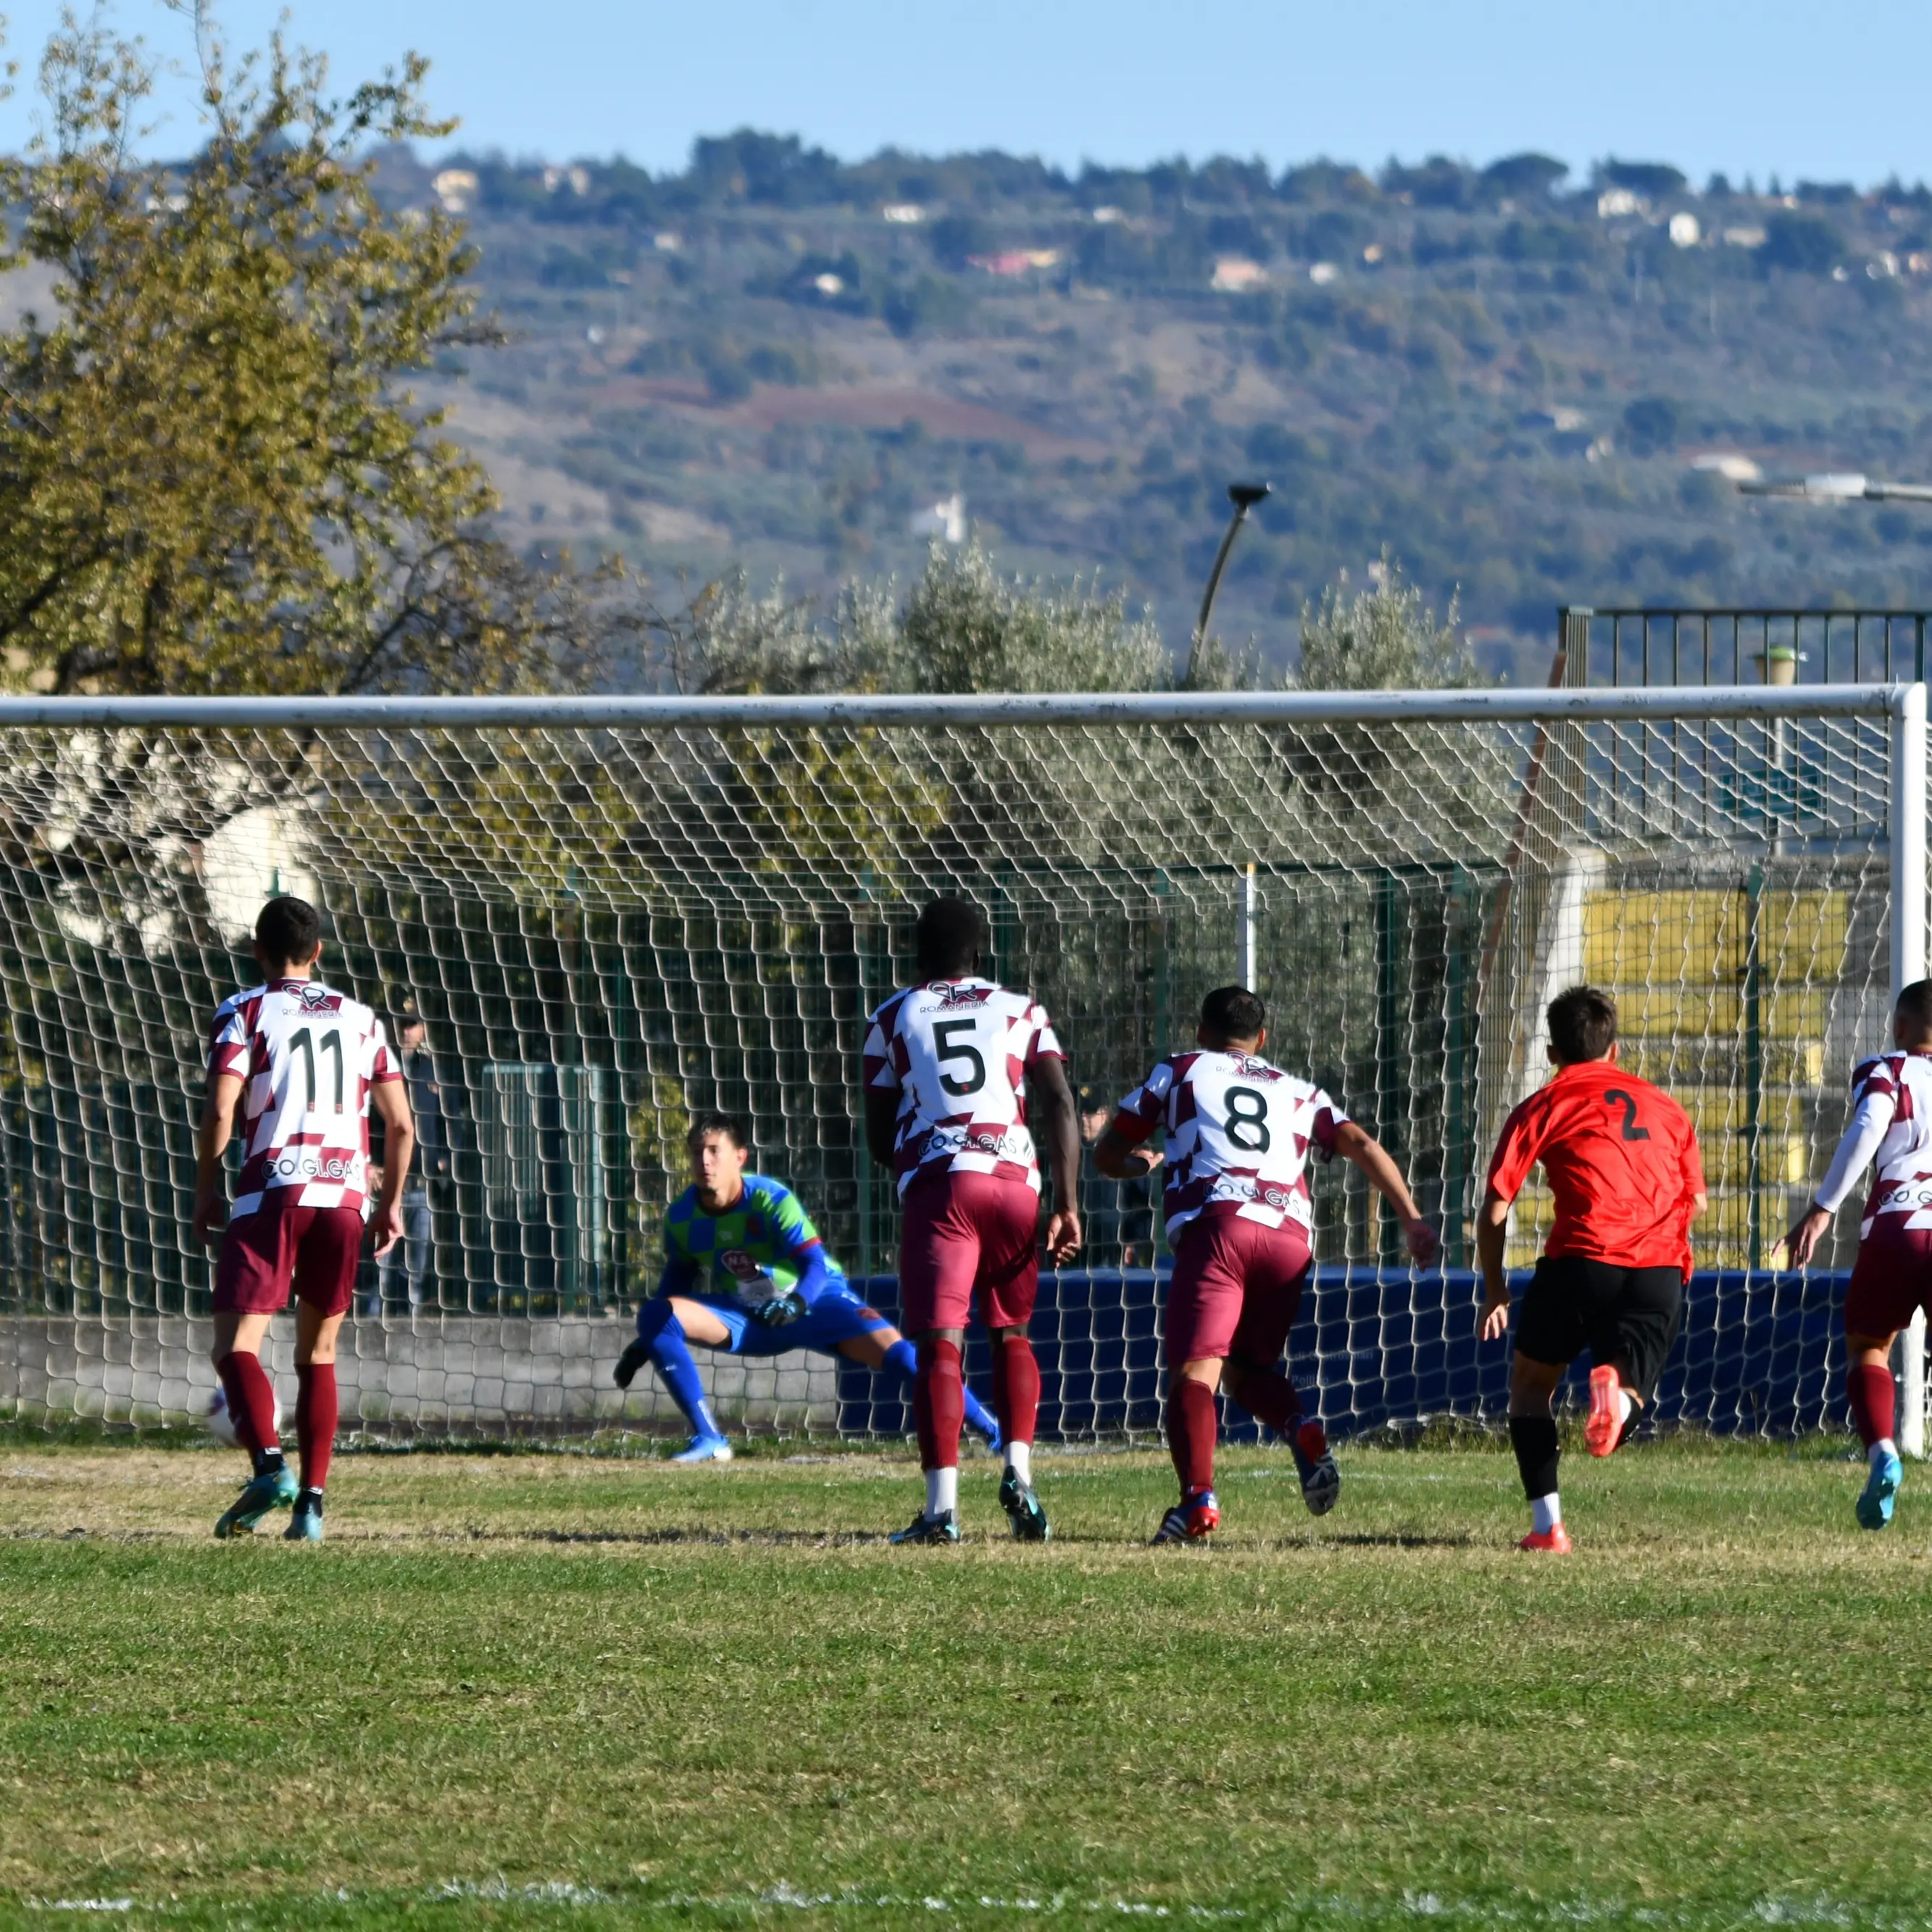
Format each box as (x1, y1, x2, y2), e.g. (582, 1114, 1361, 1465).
(862, 977, 1065, 1197)
(1111, 1050, 1349, 1239)
(207, 978, 401, 1221)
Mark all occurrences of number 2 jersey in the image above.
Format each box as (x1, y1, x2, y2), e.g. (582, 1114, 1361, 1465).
(1486, 1059, 1704, 1275)
(1813, 1049, 1932, 1238)
(862, 977, 1065, 1197)
(1109, 1049, 1349, 1240)
(207, 978, 401, 1221)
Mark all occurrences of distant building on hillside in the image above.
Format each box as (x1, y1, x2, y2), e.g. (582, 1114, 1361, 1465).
(967, 249, 1062, 276)
(909, 494, 966, 544)
(881, 204, 925, 223)
(1211, 257, 1267, 292)
(432, 169, 478, 214)
(1597, 188, 1643, 218)
(1668, 212, 1702, 248)
(1690, 451, 1762, 483)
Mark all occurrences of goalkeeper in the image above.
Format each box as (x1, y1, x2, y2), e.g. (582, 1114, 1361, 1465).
(615, 1112, 1002, 1462)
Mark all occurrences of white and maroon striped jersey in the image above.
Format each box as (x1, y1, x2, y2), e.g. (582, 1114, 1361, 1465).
(1110, 1049, 1349, 1239)
(862, 977, 1065, 1196)
(207, 978, 402, 1221)
(1815, 1049, 1932, 1237)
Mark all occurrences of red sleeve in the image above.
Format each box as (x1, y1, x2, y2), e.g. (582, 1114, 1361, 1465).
(1309, 1087, 1349, 1157)
(1485, 1094, 1545, 1203)
(1678, 1115, 1705, 1197)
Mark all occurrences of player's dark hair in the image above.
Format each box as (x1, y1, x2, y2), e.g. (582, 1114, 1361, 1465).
(1897, 978, 1932, 1038)
(255, 896, 321, 967)
(915, 896, 985, 977)
(1547, 984, 1617, 1064)
(686, 1111, 750, 1152)
(1199, 985, 1267, 1045)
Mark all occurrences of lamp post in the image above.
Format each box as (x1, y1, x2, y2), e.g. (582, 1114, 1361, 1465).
(1184, 480, 1272, 688)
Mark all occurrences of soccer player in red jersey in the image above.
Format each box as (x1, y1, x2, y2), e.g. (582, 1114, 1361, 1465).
(1095, 986, 1437, 1541)
(193, 897, 415, 1541)
(862, 898, 1081, 1544)
(1781, 978, 1932, 1531)
(1478, 985, 1705, 1552)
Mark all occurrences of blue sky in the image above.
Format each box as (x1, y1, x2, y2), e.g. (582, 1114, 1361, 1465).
(0, 1, 1923, 187)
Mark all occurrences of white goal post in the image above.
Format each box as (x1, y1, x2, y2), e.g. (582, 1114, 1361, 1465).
(0, 681, 1923, 1446)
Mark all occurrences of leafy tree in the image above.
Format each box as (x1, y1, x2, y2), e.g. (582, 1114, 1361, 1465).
(1479, 153, 1568, 200)
(1596, 159, 1687, 199)
(662, 541, 1166, 697)
(1293, 552, 1476, 690)
(1761, 211, 1844, 276)
(0, 2, 628, 696)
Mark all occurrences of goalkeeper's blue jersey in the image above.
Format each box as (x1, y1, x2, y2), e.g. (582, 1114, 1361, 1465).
(657, 1174, 847, 1306)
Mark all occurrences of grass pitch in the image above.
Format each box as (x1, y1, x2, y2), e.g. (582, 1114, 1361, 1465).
(1, 1436, 1928, 1931)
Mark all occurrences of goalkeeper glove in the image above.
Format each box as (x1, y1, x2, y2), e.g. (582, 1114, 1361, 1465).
(614, 1338, 651, 1388)
(752, 1290, 807, 1328)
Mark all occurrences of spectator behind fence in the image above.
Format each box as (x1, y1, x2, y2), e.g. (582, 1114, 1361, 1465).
(363, 1004, 461, 1313)
(1078, 1086, 1156, 1268)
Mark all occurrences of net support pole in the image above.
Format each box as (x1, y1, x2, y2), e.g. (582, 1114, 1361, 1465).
(1237, 863, 1258, 991)
(1892, 682, 1928, 1457)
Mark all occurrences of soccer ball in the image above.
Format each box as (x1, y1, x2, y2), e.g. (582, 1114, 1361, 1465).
(204, 1384, 283, 1448)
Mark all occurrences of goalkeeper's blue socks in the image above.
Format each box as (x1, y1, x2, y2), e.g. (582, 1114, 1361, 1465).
(883, 1336, 999, 1443)
(637, 1300, 721, 1439)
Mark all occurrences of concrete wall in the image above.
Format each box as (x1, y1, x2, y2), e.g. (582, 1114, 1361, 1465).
(0, 1315, 841, 1435)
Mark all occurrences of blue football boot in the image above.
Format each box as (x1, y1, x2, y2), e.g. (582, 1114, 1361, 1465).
(1857, 1446, 1902, 1531)
(215, 1461, 299, 1538)
(998, 1467, 1051, 1542)
(283, 1491, 325, 1543)
(889, 1508, 960, 1545)
(670, 1433, 734, 1465)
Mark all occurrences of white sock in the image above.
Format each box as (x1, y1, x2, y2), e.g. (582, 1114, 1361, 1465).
(1004, 1441, 1032, 1486)
(1617, 1390, 1634, 1428)
(1531, 1492, 1562, 1535)
(1873, 1437, 1899, 1470)
(925, 1466, 958, 1517)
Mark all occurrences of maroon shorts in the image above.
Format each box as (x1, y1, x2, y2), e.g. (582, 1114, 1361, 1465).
(1845, 1219, 1932, 1338)
(1164, 1207, 1313, 1367)
(897, 1169, 1041, 1333)
(213, 1194, 365, 1317)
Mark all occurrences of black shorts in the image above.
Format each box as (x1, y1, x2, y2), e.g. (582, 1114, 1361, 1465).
(1512, 1255, 1684, 1404)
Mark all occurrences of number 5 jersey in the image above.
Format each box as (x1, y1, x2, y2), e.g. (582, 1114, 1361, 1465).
(207, 978, 402, 1221)
(862, 977, 1065, 1196)
(1109, 1050, 1351, 1240)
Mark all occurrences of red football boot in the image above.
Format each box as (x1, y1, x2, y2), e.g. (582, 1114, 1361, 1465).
(1586, 1365, 1623, 1458)
(1151, 1488, 1220, 1544)
(1517, 1525, 1573, 1553)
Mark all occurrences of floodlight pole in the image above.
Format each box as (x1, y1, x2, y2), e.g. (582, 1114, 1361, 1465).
(1186, 480, 1271, 688)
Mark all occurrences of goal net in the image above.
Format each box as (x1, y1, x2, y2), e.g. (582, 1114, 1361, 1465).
(0, 686, 1920, 1443)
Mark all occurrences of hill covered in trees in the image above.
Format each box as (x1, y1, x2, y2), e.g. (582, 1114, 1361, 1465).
(387, 134, 1932, 678)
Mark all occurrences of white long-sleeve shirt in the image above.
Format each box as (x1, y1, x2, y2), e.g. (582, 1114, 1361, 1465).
(1815, 1051, 1932, 1238)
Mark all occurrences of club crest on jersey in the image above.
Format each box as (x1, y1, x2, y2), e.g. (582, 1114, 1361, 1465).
(295, 983, 338, 1012)
(1232, 1055, 1281, 1080)
(933, 983, 992, 1007)
(719, 1249, 762, 1281)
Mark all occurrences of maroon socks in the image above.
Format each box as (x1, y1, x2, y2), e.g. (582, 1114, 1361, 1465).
(990, 1333, 1041, 1452)
(1223, 1360, 1303, 1438)
(215, 1350, 280, 1464)
(1849, 1360, 1896, 1448)
(296, 1361, 339, 1492)
(1166, 1376, 1219, 1497)
(915, 1337, 965, 1471)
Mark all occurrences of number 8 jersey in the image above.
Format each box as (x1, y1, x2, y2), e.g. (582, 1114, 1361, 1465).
(1111, 1050, 1349, 1238)
(862, 977, 1065, 1196)
(207, 977, 401, 1221)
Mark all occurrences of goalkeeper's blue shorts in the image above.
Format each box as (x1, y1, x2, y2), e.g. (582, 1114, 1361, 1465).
(678, 1288, 894, 1358)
